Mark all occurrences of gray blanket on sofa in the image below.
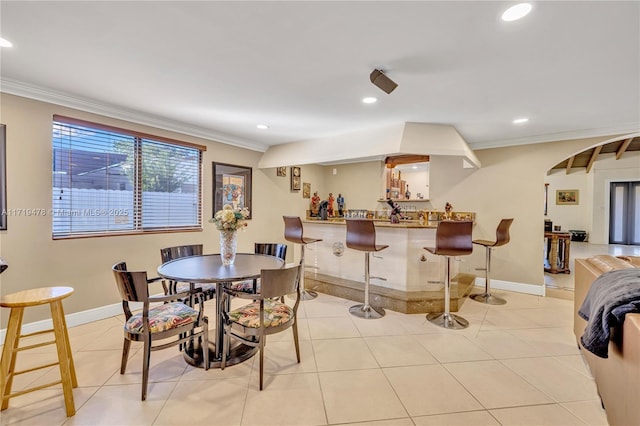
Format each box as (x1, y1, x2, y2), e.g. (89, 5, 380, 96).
(578, 268, 640, 358)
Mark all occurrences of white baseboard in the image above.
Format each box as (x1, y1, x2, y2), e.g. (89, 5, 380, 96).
(1, 279, 547, 340)
(474, 278, 546, 297)
(0, 302, 122, 342)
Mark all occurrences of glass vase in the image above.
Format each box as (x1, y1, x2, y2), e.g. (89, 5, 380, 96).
(219, 230, 237, 266)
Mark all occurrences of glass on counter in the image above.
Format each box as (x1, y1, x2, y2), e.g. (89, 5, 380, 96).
(344, 209, 369, 218)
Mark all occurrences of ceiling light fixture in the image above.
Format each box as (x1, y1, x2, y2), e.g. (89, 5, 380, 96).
(0, 37, 13, 48)
(362, 97, 378, 104)
(256, 124, 269, 129)
(513, 118, 529, 124)
(370, 69, 398, 94)
(501, 3, 532, 21)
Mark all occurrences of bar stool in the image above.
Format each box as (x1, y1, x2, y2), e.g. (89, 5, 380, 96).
(283, 216, 323, 300)
(425, 221, 473, 329)
(1, 287, 77, 417)
(471, 218, 514, 305)
(346, 219, 388, 319)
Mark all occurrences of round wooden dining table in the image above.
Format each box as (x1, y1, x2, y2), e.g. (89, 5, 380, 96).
(157, 253, 285, 368)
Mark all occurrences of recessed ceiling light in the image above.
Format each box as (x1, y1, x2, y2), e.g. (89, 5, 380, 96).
(0, 37, 13, 48)
(256, 124, 269, 129)
(501, 3, 532, 22)
(362, 97, 378, 104)
(513, 118, 529, 124)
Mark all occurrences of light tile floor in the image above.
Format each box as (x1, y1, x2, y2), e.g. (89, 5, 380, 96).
(544, 242, 640, 291)
(1, 289, 610, 426)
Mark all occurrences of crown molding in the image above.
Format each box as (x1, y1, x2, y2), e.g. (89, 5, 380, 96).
(0, 78, 267, 152)
(469, 123, 640, 150)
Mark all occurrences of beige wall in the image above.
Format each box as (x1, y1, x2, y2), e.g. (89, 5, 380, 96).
(0, 94, 316, 326)
(545, 149, 639, 244)
(545, 170, 594, 233)
(0, 92, 626, 327)
(591, 152, 640, 244)
(427, 137, 613, 286)
(322, 161, 385, 211)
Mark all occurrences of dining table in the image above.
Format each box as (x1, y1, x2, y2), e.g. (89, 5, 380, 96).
(157, 253, 285, 368)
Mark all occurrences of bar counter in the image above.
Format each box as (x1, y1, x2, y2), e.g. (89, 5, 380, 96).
(300, 219, 476, 313)
(303, 218, 440, 228)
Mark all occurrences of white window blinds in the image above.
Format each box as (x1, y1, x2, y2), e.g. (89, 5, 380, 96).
(52, 116, 204, 238)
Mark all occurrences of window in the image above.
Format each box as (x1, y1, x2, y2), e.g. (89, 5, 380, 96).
(52, 115, 205, 238)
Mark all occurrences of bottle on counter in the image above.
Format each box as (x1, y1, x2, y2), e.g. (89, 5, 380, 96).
(405, 185, 411, 199)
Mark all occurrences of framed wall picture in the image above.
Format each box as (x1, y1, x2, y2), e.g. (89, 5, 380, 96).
(302, 182, 311, 198)
(213, 162, 252, 218)
(0, 124, 6, 230)
(556, 189, 579, 205)
(276, 167, 287, 177)
(291, 166, 301, 191)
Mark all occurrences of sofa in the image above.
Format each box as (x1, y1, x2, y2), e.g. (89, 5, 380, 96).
(574, 255, 640, 426)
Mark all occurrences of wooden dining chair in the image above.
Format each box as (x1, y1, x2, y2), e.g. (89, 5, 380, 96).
(221, 263, 301, 390)
(160, 244, 216, 302)
(226, 243, 288, 299)
(112, 262, 209, 400)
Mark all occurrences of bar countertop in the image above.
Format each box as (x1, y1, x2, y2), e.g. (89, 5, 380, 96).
(302, 218, 440, 229)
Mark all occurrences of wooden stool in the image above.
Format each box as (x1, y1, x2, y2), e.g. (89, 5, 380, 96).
(1, 287, 77, 416)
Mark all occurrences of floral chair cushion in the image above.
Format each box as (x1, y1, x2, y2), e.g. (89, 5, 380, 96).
(228, 279, 259, 294)
(125, 302, 198, 334)
(175, 282, 216, 294)
(228, 300, 293, 328)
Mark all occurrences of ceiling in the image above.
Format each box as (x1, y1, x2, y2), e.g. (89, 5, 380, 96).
(549, 136, 640, 173)
(1, 1, 639, 153)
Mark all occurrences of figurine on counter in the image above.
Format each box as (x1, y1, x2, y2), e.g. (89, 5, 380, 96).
(311, 191, 321, 216)
(444, 202, 453, 220)
(327, 192, 335, 217)
(337, 193, 345, 216)
(387, 199, 404, 224)
(319, 200, 329, 220)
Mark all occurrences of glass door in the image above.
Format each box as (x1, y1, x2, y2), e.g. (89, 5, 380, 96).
(609, 181, 640, 245)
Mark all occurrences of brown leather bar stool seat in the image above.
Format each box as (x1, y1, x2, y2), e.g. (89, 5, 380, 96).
(471, 218, 514, 305)
(425, 221, 473, 329)
(0, 287, 77, 416)
(283, 216, 323, 300)
(346, 219, 388, 319)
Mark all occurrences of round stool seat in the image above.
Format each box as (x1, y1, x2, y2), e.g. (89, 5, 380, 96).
(0, 286, 74, 308)
(1, 286, 77, 416)
(472, 239, 495, 247)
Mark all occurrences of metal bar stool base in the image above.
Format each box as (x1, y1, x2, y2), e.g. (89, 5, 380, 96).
(471, 293, 506, 305)
(349, 304, 385, 319)
(288, 289, 318, 301)
(300, 289, 318, 301)
(427, 312, 469, 329)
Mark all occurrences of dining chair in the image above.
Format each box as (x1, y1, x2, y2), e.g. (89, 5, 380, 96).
(112, 262, 209, 400)
(160, 244, 216, 302)
(221, 263, 301, 390)
(226, 243, 288, 299)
